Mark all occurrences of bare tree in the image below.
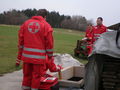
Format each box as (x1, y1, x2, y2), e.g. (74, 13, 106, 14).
(1, 10, 28, 25)
(61, 15, 88, 31)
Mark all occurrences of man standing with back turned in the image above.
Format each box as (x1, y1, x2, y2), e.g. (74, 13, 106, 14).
(16, 9, 61, 90)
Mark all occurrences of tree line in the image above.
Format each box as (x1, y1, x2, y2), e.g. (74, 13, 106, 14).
(0, 9, 93, 31)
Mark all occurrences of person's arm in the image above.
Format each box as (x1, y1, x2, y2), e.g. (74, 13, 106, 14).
(92, 27, 96, 43)
(102, 26, 107, 33)
(105, 26, 107, 32)
(46, 56, 62, 72)
(45, 30, 54, 59)
(16, 24, 24, 66)
(86, 29, 92, 41)
(45, 24, 61, 72)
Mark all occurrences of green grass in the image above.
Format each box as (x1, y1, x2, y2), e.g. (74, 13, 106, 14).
(0, 25, 87, 74)
(54, 28, 84, 54)
(0, 25, 21, 74)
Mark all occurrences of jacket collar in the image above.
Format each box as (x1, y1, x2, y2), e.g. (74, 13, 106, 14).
(97, 24, 104, 28)
(32, 16, 45, 22)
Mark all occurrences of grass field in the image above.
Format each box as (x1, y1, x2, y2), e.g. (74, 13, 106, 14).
(0, 25, 87, 74)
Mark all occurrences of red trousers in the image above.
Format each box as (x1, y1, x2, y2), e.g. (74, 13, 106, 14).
(22, 63, 49, 90)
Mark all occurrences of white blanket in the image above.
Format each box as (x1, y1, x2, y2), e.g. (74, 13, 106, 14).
(90, 31, 120, 58)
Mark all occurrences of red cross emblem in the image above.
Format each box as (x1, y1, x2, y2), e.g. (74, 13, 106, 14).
(28, 22, 40, 33)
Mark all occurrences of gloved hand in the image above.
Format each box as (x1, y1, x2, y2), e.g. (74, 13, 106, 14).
(56, 65, 63, 72)
(15, 59, 21, 67)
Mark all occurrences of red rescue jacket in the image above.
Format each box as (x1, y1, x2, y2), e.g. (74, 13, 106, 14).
(85, 26, 95, 45)
(17, 16, 54, 64)
(93, 24, 107, 41)
(85, 26, 95, 55)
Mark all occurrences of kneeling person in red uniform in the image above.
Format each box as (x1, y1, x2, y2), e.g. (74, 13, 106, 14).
(85, 24, 94, 55)
(16, 9, 61, 90)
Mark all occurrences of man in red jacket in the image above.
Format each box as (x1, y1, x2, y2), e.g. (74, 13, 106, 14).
(85, 24, 95, 55)
(16, 9, 61, 90)
(94, 17, 107, 42)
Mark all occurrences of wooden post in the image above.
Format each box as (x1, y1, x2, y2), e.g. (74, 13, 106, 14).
(58, 70, 62, 80)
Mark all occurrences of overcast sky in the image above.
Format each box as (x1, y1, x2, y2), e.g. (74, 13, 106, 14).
(0, 0, 120, 26)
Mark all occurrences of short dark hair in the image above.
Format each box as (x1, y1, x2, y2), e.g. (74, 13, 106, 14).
(87, 23, 92, 26)
(97, 17, 103, 21)
(36, 9, 48, 18)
